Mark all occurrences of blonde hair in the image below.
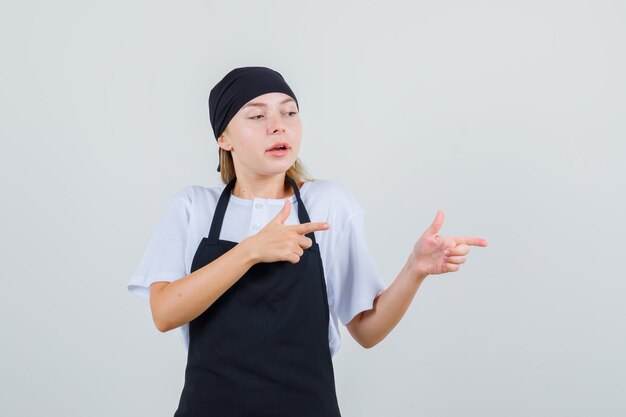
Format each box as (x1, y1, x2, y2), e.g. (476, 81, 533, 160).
(218, 147, 317, 185)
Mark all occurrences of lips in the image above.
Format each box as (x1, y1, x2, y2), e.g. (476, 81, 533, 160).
(266, 141, 290, 151)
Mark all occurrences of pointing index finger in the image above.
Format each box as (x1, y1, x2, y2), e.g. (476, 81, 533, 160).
(454, 236, 489, 247)
(292, 222, 330, 235)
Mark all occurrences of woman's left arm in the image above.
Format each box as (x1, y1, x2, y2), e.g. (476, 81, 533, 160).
(346, 210, 488, 348)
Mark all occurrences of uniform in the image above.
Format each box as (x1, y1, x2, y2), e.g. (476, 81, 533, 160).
(128, 178, 386, 358)
(127, 177, 386, 414)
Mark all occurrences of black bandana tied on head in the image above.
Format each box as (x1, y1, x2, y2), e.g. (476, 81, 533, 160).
(209, 66, 299, 172)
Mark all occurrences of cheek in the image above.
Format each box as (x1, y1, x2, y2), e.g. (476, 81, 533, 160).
(291, 122, 303, 140)
(236, 127, 263, 146)
(288, 127, 301, 146)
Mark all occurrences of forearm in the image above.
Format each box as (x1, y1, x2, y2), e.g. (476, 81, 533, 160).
(353, 253, 427, 348)
(151, 237, 258, 332)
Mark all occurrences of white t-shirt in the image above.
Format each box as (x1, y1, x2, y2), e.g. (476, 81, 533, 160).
(127, 179, 386, 358)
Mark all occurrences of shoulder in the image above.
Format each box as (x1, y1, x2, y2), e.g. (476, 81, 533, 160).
(170, 183, 225, 204)
(164, 184, 227, 218)
(302, 179, 364, 228)
(304, 179, 362, 211)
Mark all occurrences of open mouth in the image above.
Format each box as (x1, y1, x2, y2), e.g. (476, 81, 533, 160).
(266, 143, 290, 157)
(266, 142, 290, 152)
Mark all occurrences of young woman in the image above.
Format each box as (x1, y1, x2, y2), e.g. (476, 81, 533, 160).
(127, 66, 488, 416)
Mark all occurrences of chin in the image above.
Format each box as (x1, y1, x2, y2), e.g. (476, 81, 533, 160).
(274, 157, 297, 168)
(264, 164, 294, 176)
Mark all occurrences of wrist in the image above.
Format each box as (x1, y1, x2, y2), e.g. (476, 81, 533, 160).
(407, 252, 428, 281)
(238, 236, 259, 267)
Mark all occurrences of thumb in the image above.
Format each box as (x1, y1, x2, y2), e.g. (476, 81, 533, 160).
(426, 210, 445, 236)
(270, 198, 291, 225)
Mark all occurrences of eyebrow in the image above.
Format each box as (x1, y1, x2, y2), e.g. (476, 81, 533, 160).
(242, 97, 296, 109)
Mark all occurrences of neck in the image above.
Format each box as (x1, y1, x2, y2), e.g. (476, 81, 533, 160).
(231, 172, 297, 200)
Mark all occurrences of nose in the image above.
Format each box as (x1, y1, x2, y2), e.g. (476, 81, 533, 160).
(267, 111, 286, 134)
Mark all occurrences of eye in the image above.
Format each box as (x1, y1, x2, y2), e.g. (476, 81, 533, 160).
(249, 115, 264, 120)
(288, 111, 298, 116)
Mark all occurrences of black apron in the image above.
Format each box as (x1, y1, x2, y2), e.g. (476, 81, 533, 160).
(174, 176, 342, 417)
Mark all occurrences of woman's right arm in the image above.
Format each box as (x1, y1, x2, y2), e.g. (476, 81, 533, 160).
(148, 198, 330, 333)
(149, 237, 258, 332)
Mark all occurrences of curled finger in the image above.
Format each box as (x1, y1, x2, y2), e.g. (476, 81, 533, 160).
(446, 263, 460, 272)
(298, 235, 313, 249)
(445, 255, 467, 264)
(288, 253, 301, 264)
(446, 244, 469, 256)
(292, 242, 304, 257)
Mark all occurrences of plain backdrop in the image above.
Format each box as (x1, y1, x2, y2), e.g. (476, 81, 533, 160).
(1, 0, 624, 416)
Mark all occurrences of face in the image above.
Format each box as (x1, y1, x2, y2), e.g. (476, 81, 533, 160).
(218, 92, 302, 178)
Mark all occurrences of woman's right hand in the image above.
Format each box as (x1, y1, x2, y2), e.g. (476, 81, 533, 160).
(241, 199, 330, 264)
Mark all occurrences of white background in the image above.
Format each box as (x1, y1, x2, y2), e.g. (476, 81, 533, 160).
(1, 1, 624, 416)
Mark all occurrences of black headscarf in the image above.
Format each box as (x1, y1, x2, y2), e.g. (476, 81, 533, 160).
(209, 66, 299, 172)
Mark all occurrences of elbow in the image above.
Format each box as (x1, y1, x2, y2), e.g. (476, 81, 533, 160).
(152, 308, 177, 333)
(151, 303, 174, 333)
(360, 338, 380, 349)
(150, 301, 168, 332)
(149, 283, 174, 333)
(347, 315, 382, 349)
(353, 330, 379, 349)
(357, 340, 371, 349)
(347, 314, 380, 349)
(154, 318, 170, 333)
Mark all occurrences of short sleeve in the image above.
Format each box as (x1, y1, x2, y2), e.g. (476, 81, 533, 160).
(326, 208, 387, 326)
(127, 188, 191, 299)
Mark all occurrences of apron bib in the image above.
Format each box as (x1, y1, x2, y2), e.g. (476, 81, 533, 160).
(174, 176, 342, 417)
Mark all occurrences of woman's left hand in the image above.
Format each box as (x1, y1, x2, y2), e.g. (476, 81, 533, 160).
(411, 210, 488, 277)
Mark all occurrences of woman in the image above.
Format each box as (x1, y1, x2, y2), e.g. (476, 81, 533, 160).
(127, 66, 488, 416)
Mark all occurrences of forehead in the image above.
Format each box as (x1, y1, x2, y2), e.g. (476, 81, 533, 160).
(241, 92, 296, 110)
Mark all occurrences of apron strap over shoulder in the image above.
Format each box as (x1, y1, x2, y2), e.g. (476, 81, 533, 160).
(207, 177, 237, 245)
